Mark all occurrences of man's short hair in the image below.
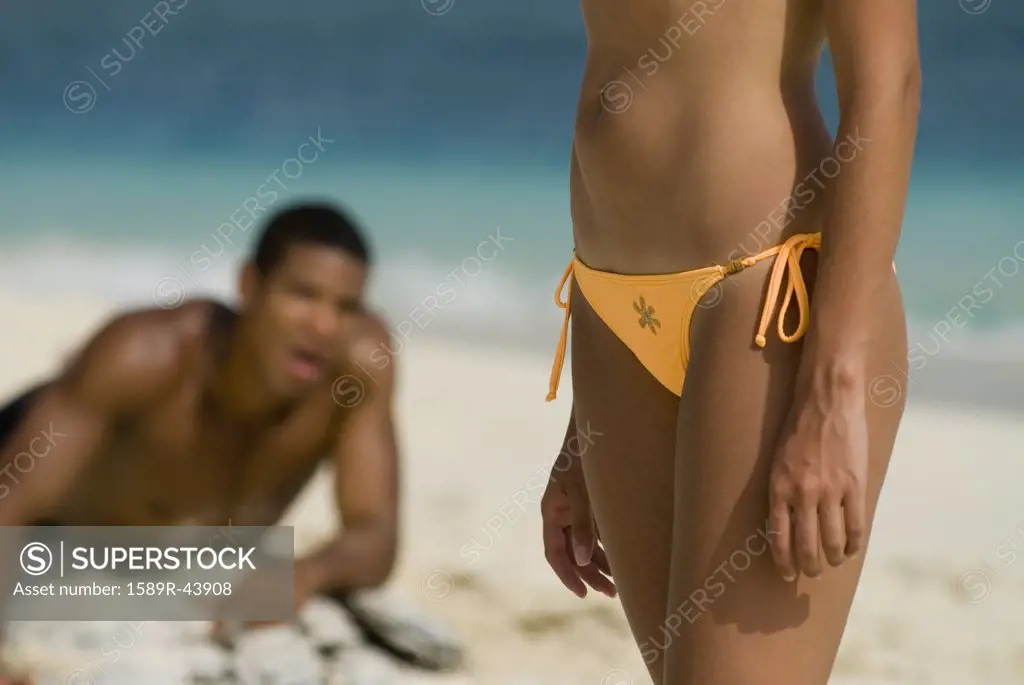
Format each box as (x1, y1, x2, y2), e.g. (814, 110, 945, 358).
(252, 201, 371, 276)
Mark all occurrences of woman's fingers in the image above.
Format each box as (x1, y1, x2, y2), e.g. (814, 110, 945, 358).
(843, 490, 867, 559)
(543, 522, 586, 597)
(590, 542, 612, 576)
(794, 500, 822, 578)
(567, 481, 596, 565)
(768, 487, 797, 581)
(819, 498, 847, 567)
(578, 561, 617, 598)
(578, 542, 616, 596)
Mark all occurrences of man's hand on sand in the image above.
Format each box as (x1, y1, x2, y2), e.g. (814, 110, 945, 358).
(768, 388, 869, 581)
(541, 448, 616, 599)
(0, 665, 32, 685)
(209, 564, 317, 642)
(1, 654, 32, 685)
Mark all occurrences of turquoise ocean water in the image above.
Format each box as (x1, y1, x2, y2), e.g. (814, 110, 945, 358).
(1, 1, 1022, 362)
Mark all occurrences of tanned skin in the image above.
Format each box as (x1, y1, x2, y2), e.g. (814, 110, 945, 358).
(0, 243, 399, 683)
(541, 1, 919, 683)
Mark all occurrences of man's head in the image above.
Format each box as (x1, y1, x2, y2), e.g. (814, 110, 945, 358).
(238, 201, 372, 398)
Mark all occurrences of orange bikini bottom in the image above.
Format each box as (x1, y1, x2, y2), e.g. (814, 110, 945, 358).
(546, 232, 824, 400)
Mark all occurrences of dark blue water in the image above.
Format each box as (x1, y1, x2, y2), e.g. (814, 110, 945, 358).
(1, 0, 1022, 358)
(0, 0, 1021, 166)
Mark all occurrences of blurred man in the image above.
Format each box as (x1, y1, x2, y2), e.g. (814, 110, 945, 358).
(0, 201, 457, 684)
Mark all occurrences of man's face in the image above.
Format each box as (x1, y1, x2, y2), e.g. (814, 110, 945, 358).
(241, 244, 367, 398)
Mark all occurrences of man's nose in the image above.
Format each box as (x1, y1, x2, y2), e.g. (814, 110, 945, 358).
(311, 304, 340, 337)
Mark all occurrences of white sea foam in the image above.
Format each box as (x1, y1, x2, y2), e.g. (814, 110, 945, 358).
(0, 238, 561, 353)
(1, 237, 1022, 364)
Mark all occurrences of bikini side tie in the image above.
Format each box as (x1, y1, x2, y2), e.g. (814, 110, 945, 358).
(747, 232, 821, 349)
(546, 259, 575, 402)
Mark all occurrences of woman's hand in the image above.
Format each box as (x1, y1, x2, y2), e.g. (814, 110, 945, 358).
(540, 444, 616, 599)
(768, 376, 870, 581)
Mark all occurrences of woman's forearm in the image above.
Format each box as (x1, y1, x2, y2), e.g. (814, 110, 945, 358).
(802, 71, 921, 382)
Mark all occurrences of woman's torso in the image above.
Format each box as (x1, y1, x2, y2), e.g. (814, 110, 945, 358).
(572, 0, 834, 273)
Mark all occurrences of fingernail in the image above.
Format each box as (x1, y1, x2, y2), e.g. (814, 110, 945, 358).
(574, 545, 588, 566)
(783, 573, 797, 583)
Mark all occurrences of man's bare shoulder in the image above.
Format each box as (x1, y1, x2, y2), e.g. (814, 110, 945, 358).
(55, 300, 216, 407)
(343, 311, 395, 389)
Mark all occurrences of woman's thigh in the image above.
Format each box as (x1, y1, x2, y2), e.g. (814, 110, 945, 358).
(661, 260, 907, 684)
(570, 281, 680, 684)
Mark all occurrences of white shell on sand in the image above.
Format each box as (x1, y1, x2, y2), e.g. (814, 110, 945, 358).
(180, 642, 233, 680)
(5, 593, 466, 685)
(326, 646, 402, 685)
(231, 624, 323, 685)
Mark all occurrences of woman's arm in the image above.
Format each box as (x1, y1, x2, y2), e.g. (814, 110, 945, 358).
(767, 0, 921, 582)
(799, 0, 921, 390)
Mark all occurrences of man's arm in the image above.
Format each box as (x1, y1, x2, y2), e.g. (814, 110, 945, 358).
(799, 0, 920, 387)
(0, 310, 181, 655)
(0, 311, 180, 525)
(295, 318, 399, 596)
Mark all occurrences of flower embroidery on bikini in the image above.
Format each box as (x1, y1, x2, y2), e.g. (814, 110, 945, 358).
(634, 296, 661, 335)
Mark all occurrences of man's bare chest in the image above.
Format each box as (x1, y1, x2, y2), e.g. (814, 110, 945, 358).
(68, 393, 339, 526)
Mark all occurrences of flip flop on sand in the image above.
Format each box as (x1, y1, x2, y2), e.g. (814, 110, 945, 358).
(339, 589, 464, 672)
(297, 597, 363, 656)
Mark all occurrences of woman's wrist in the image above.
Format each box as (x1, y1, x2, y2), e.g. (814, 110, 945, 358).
(796, 341, 868, 406)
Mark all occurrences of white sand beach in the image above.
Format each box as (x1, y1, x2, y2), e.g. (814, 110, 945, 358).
(2, 291, 1023, 684)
